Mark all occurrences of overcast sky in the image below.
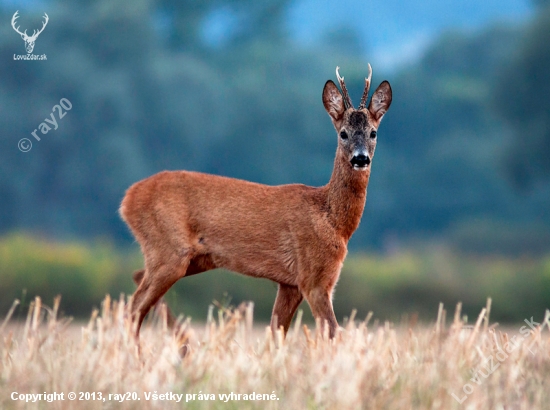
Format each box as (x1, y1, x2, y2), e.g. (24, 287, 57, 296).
(287, 0, 533, 69)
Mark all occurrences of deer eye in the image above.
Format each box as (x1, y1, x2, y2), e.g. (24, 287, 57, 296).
(370, 130, 377, 139)
(340, 130, 349, 140)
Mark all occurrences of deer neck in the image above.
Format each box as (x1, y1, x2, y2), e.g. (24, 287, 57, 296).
(324, 148, 370, 241)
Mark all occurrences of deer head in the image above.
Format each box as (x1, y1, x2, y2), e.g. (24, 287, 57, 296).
(323, 65, 392, 171)
(11, 11, 49, 54)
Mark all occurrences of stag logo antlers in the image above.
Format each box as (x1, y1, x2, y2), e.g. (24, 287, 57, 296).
(11, 11, 48, 54)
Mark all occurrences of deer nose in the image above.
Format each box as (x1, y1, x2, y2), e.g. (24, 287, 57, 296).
(350, 153, 371, 168)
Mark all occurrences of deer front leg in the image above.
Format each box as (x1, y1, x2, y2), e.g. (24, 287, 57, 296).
(270, 283, 303, 336)
(303, 287, 338, 339)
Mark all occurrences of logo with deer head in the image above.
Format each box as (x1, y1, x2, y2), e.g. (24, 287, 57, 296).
(11, 11, 49, 54)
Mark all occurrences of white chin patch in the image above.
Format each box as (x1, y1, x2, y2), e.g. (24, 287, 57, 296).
(353, 165, 368, 171)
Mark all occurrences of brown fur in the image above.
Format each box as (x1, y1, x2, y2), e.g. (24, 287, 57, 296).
(120, 68, 392, 339)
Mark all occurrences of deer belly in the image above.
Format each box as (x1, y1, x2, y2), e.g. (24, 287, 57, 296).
(209, 240, 298, 284)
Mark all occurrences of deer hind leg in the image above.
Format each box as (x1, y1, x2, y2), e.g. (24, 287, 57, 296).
(130, 252, 216, 335)
(131, 254, 191, 338)
(270, 284, 303, 336)
(132, 269, 177, 329)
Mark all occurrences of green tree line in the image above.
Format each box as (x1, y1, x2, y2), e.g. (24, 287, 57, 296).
(1, 234, 549, 322)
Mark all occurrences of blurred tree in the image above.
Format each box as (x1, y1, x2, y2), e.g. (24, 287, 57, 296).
(320, 26, 365, 56)
(492, 6, 550, 188)
(157, 0, 292, 50)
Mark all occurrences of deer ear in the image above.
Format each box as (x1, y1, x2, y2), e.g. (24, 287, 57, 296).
(323, 80, 345, 129)
(368, 81, 392, 123)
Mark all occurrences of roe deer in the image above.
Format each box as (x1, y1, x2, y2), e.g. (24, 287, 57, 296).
(120, 66, 392, 339)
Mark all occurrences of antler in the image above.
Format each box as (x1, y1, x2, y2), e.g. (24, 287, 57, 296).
(28, 13, 49, 40)
(11, 11, 26, 37)
(358, 63, 373, 110)
(335, 66, 354, 110)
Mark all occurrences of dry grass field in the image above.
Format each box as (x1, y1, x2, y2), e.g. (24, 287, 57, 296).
(1, 296, 550, 409)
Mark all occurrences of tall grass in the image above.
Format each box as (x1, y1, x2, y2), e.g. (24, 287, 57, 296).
(1, 296, 549, 409)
